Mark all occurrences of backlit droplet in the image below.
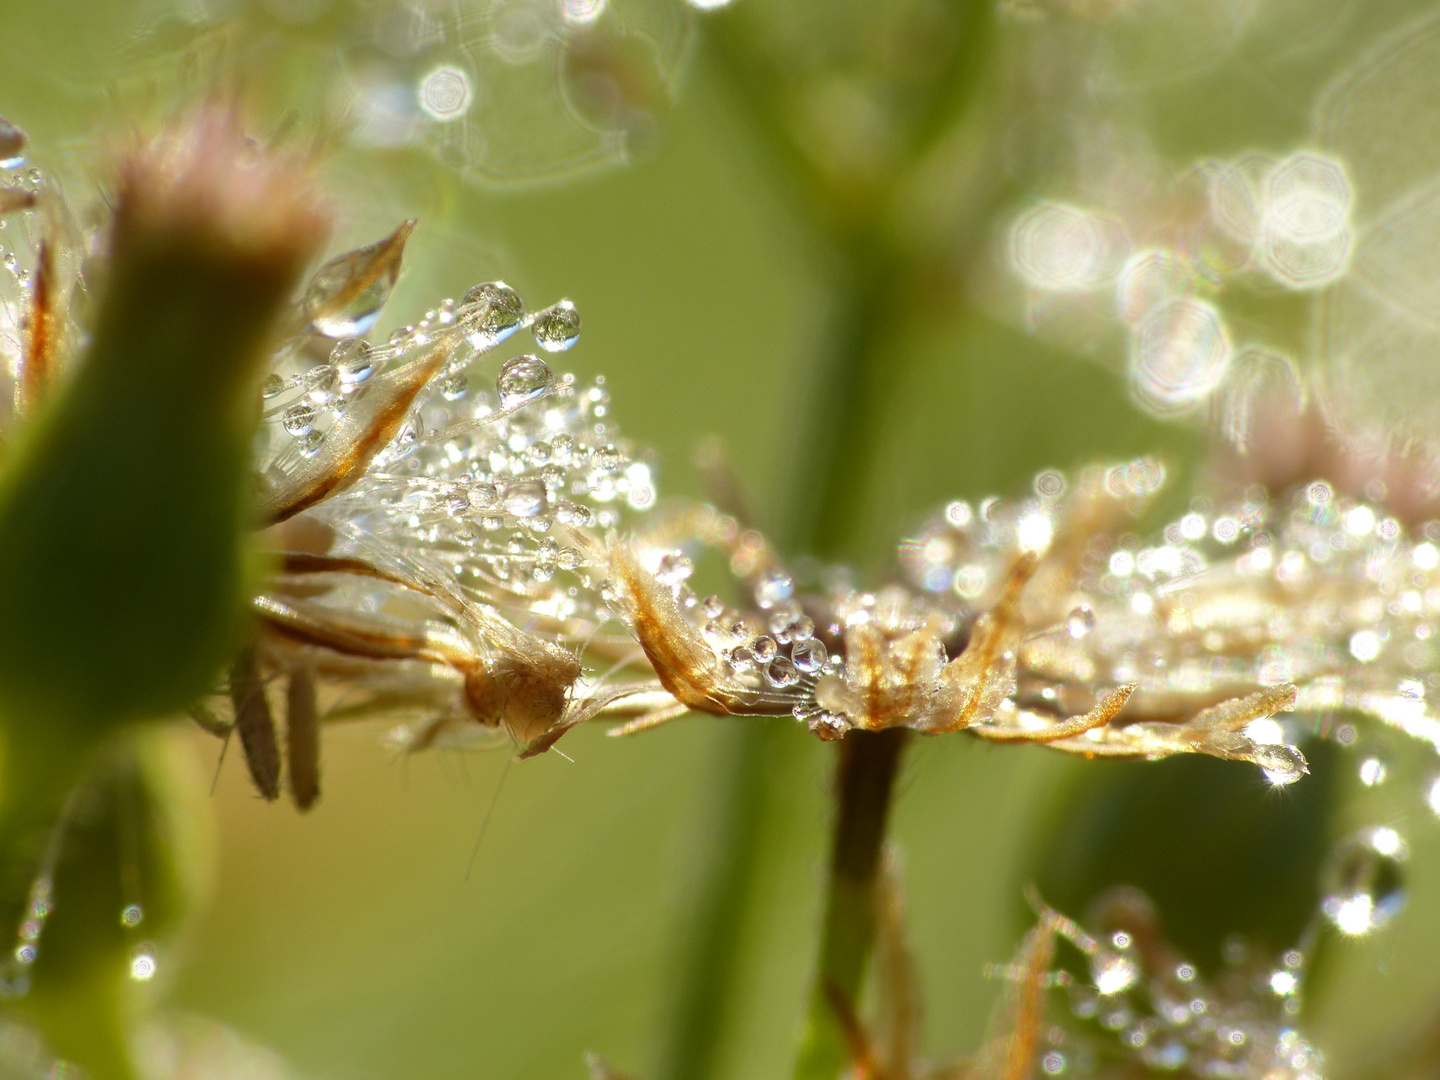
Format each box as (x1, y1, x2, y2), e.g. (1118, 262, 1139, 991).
(282, 403, 318, 437)
(765, 656, 799, 688)
(792, 638, 828, 673)
(1252, 743, 1307, 787)
(297, 431, 325, 459)
(419, 65, 474, 121)
(1349, 629, 1381, 662)
(439, 372, 468, 401)
(1093, 953, 1139, 995)
(502, 478, 548, 518)
(1010, 202, 1127, 292)
(496, 354, 554, 408)
(755, 569, 795, 610)
(129, 945, 156, 981)
(1067, 604, 1096, 640)
(1321, 828, 1407, 936)
(333, 339, 376, 386)
(1358, 757, 1387, 786)
(531, 300, 582, 351)
(461, 282, 526, 342)
(1130, 299, 1231, 416)
(302, 222, 414, 338)
(261, 373, 286, 399)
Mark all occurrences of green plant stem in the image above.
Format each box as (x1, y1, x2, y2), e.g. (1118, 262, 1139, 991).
(791, 728, 910, 1080)
(659, 9, 997, 1077)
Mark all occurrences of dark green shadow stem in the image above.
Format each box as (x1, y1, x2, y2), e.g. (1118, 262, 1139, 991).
(790, 727, 909, 1080)
(658, 7, 998, 1077)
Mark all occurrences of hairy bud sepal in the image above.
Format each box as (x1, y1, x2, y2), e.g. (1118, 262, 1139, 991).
(0, 112, 328, 732)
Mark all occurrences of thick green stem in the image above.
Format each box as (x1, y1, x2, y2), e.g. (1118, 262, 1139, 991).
(791, 728, 910, 1080)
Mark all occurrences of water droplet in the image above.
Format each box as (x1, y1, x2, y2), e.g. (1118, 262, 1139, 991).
(303, 222, 414, 338)
(755, 569, 794, 610)
(765, 656, 799, 688)
(1350, 629, 1382, 662)
(502, 478, 548, 518)
(0, 116, 27, 170)
(1010, 202, 1127, 292)
(553, 500, 594, 527)
(1252, 742, 1307, 787)
(439, 372, 468, 400)
(282, 402, 318, 436)
(333, 339, 377, 386)
(751, 636, 778, 662)
(461, 281, 526, 342)
(496, 354, 554, 408)
(1130, 298, 1231, 416)
(261, 373, 286, 399)
(531, 300, 582, 352)
(1321, 828, 1407, 935)
(792, 638, 828, 673)
(1093, 953, 1139, 995)
(120, 905, 143, 929)
(129, 944, 157, 981)
(306, 364, 338, 403)
(419, 65, 474, 121)
(1067, 604, 1096, 639)
(297, 431, 326, 459)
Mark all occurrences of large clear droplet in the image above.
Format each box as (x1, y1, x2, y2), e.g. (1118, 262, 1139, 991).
(496, 354, 554, 408)
(531, 300, 582, 352)
(1321, 828, 1407, 936)
(282, 402, 318, 437)
(765, 656, 799, 688)
(792, 638, 828, 673)
(1067, 604, 1096, 639)
(461, 281, 526, 342)
(439, 372, 468, 400)
(502, 478, 548, 518)
(302, 221, 415, 338)
(755, 569, 795, 610)
(332, 339, 377, 387)
(1251, 742, 1308, 787)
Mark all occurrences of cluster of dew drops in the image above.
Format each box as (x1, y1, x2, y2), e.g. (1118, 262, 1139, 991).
(1035, 920, 1325, 1079)
(256, 224, 661, 633)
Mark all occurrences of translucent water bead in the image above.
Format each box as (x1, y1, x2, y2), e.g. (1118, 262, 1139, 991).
(1321, 827, 1407, 936)
(530, 300, 582, 351)
(302, 221, 415, 338)
(497, 354, 554, 407)
(460, 282, 526, 343)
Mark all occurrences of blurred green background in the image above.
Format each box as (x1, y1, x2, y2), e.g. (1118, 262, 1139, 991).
(6, 0, 1440, 1076)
